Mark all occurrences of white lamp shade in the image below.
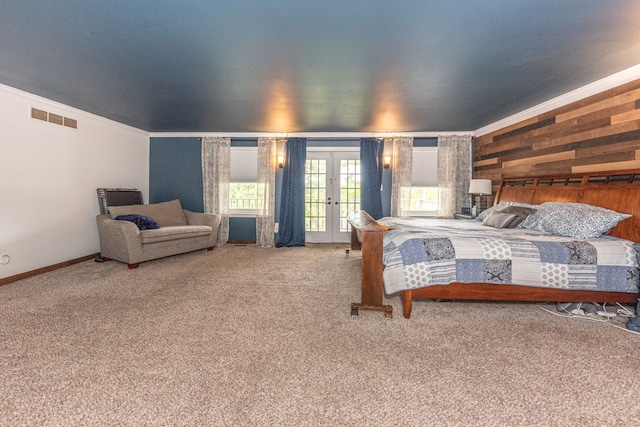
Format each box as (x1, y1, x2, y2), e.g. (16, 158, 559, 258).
(468, 179, 492, 195)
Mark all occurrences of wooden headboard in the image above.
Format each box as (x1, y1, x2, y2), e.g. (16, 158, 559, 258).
(495, 169, 640, 243)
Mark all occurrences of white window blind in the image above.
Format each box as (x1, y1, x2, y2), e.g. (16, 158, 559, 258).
(411, 147, 438, 186)
(230, 147, 257, 182)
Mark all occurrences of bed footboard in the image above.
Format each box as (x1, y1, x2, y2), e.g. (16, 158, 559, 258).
(401, 284, 638, 319)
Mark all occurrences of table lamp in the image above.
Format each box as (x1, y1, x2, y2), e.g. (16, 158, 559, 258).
(468, 179, 492, 217)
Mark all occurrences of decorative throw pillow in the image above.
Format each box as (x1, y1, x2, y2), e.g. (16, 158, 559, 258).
(482, 212, 518, 229)
(476, 202, 538, 222)
(498, 206, 537, 228)
(475, 203, 508, 221)
(115, 214, 160, 230)
(519, 202, 631, 239)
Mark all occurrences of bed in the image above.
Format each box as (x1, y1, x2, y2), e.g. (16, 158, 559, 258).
(348, 169, 640, 319)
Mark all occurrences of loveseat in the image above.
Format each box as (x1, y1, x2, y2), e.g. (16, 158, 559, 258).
(96, 199, 221, 268)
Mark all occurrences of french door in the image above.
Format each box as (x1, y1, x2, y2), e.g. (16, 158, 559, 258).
(305, 151, 360, 243)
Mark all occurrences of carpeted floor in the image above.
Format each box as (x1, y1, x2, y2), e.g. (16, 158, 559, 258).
(0, 244, 638, 426)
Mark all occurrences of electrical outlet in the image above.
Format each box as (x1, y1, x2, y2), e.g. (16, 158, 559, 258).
(274, 223, 279, 233)
(0, 249, 9, 265)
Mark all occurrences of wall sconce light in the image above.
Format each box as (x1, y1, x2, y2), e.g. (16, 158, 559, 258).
(383, 155, 392, 169)
(277, 155, 285, 168)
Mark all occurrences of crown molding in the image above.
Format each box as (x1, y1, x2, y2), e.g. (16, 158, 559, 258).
(474, 64, 640, 137)
(149, 131, 473, 139)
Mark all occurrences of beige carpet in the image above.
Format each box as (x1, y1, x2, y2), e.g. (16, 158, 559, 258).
(0, 244, 638, 426)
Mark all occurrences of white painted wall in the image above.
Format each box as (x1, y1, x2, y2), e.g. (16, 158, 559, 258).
(0, 84, 149, 279)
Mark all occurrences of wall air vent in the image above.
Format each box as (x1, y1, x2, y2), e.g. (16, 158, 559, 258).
(31, 107, 47, 121)
(48, 112, 63, 125)
(30, 107, 77, 129)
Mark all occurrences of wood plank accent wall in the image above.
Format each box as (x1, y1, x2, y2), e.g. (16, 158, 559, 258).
(474, 79, 640, 195)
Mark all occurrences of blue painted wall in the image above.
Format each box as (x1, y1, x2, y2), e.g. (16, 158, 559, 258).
(149, 136, 437, 241)
(149, 137, 203, 212)
(414, 138, 438, 148)
(229, 217, 258, 241)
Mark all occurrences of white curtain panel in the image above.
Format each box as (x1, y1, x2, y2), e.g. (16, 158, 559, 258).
(437, 134, 472, 218)
(256, 137, 277, 247)
(201, 136, 231, 245)
(390, 136, 414, 217)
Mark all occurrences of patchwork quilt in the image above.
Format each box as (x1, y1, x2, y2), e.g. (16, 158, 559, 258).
(379, 218, 640, 295)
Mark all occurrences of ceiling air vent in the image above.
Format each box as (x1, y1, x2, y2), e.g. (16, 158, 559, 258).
(30, 107, 77, 129)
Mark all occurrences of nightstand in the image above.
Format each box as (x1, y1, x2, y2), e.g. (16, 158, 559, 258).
(453, 213, 474, 220)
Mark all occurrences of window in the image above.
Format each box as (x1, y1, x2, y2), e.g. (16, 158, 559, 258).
(401, 146, 438, 216)
(400, 186, 439, 215)
(338, 158, 360, 232)
(229, 182, 265, 212)
(304, 158, 327, 232)
(229, 146, 262, 216)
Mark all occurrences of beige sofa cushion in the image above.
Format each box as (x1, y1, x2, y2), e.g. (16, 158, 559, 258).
(141, 225, 213, 244)
(108, 199, 188, 227)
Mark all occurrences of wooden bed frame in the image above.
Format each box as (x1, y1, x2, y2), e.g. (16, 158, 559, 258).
(348, 169, 640, 319)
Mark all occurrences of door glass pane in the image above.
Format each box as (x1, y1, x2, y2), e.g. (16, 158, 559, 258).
(339, 159, 360, 232)
(305, 159, 326, 232)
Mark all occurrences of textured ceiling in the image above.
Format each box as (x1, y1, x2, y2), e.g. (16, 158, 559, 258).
(1, 1, 640, 133)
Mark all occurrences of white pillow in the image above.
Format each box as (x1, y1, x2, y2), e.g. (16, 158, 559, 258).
(519, 202, 631, 239)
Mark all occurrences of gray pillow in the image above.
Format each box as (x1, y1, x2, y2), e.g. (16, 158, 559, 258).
(499, 206, 537, 228)
(476, 202, 538, 222)
(519, 202, 631, 239)
(482, 212, 518, 229)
